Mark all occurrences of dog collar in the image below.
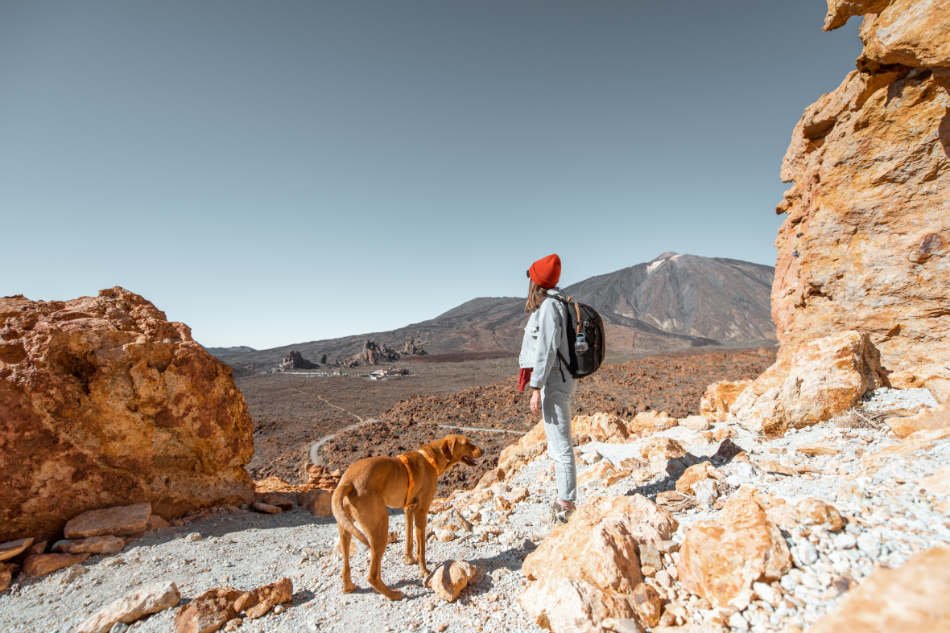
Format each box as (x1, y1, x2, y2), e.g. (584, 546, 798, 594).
(417, 448, 442, 475)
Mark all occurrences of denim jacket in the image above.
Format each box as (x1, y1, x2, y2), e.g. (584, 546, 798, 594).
(519, 290, 572, 389)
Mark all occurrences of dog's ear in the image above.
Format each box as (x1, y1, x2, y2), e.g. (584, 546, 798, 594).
(441, 436, 458, 462)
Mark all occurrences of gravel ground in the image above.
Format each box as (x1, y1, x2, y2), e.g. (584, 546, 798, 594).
(1, 388, 946, 633)
(0, 476, 554, 633)
(570, 390, 949, 631)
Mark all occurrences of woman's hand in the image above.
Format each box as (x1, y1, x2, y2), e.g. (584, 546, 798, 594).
(530, 388, 541, 415)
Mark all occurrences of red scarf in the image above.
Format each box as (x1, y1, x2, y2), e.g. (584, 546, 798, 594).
(517, 367, 533, 392)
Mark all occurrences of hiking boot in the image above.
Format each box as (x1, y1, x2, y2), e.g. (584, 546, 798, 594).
(551, 502, 575, 525)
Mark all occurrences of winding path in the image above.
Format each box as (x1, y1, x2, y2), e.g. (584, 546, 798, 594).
(299, 388, 524, 466)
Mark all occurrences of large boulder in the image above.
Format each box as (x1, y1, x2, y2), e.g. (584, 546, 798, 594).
(678, 488, 791, 610)
(521, 494, 676, 633)
(0, 288, 254, 542)
(772, 0, 950, 401)
(729, 331, 888, 434)
(810, 545, 950, 632)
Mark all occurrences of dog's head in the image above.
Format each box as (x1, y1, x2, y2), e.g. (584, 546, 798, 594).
(436, 434, 483, 468)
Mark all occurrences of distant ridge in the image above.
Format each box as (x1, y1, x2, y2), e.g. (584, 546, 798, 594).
(208, 253, 775, 372)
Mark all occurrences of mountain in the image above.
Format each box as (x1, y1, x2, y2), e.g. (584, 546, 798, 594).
(564, 252, 775, 348)
(207, 253, 776, 372)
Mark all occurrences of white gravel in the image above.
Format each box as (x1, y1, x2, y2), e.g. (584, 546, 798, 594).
(861, 386, 938, 412)
(1, 387, 946, 633)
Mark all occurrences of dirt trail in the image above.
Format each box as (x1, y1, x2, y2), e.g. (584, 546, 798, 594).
(313, 394, 364, 423)
(308, 417, 380, 466)
(436, 424, 524, 436)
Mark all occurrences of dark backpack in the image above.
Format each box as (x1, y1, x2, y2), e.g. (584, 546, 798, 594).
(553, 294, 605, 379)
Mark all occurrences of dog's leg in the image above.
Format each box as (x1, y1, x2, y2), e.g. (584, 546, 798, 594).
(404, 505, 416, 564)
(367, 513, 404, 601)
(339, 524, 357, 593)
(413, 508, 430, 577)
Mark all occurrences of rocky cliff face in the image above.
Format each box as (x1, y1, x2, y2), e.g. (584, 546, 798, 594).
(0, 288, 254, 541)
(772, 0, 949, 400)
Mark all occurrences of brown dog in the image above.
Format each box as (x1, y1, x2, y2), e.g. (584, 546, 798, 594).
(331, 434, 483, 600)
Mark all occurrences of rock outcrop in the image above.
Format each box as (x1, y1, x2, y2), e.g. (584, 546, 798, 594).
(730, 330, 888, 434)
(771, 0, 950, 401)
(0, 288, 254, 542)
(278, 350, 319, 371)
(358, 339, 400, 366)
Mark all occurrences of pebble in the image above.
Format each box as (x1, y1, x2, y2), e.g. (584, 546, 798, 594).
(793, 541, 818, 567)
(835, 533, 857, 549)
(800, 572, 821, 590)
(728, 611, 749, 631)
(752, 582, 780, 607)
(780, 571, 800, 592)
(828, 551, 851, 575)
(856, 531, 880, 558)
(747, 607, 769, 629)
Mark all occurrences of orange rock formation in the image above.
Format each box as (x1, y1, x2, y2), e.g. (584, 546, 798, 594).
(0, 287, 254, 541)
(737, 0, 949, 430)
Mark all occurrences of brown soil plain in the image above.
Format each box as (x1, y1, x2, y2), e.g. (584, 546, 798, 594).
(240, 347, 775, 493)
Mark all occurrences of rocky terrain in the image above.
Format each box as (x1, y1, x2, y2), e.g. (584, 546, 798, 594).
(233, 347, 772, 488)
(1, 2, 946, 632)
(238, 355, 518, 482)
(316, 348, 775, 494)
(0, 383, 944, 633)
(208, 253, 776, 373)
(0, 287, 254, 542)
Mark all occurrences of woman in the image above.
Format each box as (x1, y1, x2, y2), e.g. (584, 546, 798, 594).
(518, 253, 576, 523)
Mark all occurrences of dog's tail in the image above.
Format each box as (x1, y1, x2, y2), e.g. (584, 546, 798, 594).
(331, 480, 369, 548)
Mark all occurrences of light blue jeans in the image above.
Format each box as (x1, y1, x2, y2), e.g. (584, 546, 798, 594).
(541, 376, 576, 504)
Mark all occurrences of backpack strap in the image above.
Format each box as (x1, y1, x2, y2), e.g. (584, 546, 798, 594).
(553, 293, 584, 334)
(551, 293, 578, 379)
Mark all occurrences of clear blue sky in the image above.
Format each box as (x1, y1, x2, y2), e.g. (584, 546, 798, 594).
(0, 1, 860, 349)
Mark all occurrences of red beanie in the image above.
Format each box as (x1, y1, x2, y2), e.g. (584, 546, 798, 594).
(528, 253, 561, 289)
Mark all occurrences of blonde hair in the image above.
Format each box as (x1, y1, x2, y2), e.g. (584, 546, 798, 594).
(524, 280, 547, 313)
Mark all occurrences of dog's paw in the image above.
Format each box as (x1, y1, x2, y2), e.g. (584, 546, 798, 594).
(404, 555, 417, 565)
(385, 589, 405, 601)
(342, 581, 357, 593)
